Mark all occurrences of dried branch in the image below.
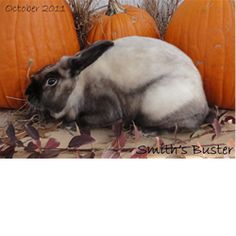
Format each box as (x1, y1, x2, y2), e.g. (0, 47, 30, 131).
(67, 0, 99, 49)
(142, 0, 181, 38)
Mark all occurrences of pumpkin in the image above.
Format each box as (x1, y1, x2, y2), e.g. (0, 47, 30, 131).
(165, 0, 235, 110)
(87, 0, 160, 44)
(0, 0, 80, 109)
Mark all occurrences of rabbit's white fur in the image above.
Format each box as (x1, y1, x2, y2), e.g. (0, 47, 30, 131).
(54, 36, 208, 129)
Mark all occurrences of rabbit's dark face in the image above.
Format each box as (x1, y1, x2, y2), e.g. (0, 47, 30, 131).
(25, 62, 76, 116)
(25, 40, 114, 119)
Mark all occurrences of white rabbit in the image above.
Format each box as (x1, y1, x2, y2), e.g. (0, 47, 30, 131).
(25, 36, 209, 130)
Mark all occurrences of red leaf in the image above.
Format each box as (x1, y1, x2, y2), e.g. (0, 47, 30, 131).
(33, 139, 41, 149)
(211, 118, 221, 138)
(6, 123, 16, 146)
(130, 148, 148, 158)
(45, 138, 60, 149)
(24, 123, 40, 141)
(68, 134, 95, 148)
(0, 145, 15, 158)
(0, 144, 4, 151)
(101, 149, 120, 158)
(156, 137, 165, 149)
(112, 131, 127, 149)
(133, 122, 141, 142)
(227, 139, 235, 148)
(79, 127, 91, 136)
(112, 120, 123, 137)
(196, 142, 204, 154)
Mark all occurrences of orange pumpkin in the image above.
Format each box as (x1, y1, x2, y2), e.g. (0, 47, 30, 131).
(87, 0, 160, 44)
(165, 0, 235, 110)
(0, 0, 80, 109)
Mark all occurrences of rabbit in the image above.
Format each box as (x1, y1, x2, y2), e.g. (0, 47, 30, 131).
(25, 36, 209, 131)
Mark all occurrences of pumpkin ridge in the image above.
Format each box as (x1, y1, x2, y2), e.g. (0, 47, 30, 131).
(54, 2, 67, 55)
(221, 0, 226, 107)
(185, 1, 192, 60)
(63, 0, 79, 53)
(0, 1, 9, 107)
(2, 34, 10, 106)
(225, 0, 235, 108)
(41, 2, 51, 68)
(14, 0, 21, 108)
(96, 17, 106, 41)
(203, 0, 211, 105)
(110, 13, 115, 40)
(100, 16, 108, 40)
(119, 15, 128, 38)
(195, 1, 203, 73)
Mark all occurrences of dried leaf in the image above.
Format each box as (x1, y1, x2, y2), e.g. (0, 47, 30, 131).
(27, 152, 41, 158)
(33, 139, 41, 149)
(0, 145, 15, 158)
(24, 123, 40, 141)
(6, 123, 16, 146)
(211, 118, 221, 138)
(200, 123, 212, 129)
(220, 120, 225, 125)
(41, 149, 61, 158)
(189, 128, 212, 140)
(156, 137, 165, 149)
(224, 116, 235, 124)
(224, 154, 230, 159)
(79, 126, 91, 136)
(67, 0, 96, 49)
(112, 131, 127, 149)
(217, 110, 228, 120)
(211, 134, 216, 141)
(45, 138, 60, 149)
(68, 134, 95, 148)
(196, 142, 204, 157)
(79, 151, 95, 159)
(101, 149, 120, 158)
(133, 121, 142, 142)
(16, 140, 24, 147)
(227, 139, 235, 148)
(142, 0, 181, 38)
(130, 148, 148, 158)
(24, 142, 38, 152)
(112, 120, 123, 137)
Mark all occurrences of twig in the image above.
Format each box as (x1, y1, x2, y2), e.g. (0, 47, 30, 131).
(6, 96, 26, 101)
(142, 0, 181, 38)
(90, 4, 108, 13)
(26, 59, 34, 80)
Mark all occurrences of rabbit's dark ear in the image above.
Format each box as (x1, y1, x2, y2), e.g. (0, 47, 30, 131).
(69, 40, 114, 77)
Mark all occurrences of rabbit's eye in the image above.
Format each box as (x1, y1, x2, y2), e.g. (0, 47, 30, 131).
(46, 78, 58, 87)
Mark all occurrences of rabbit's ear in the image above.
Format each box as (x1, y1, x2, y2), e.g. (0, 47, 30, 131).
(68, 40, 114, 76)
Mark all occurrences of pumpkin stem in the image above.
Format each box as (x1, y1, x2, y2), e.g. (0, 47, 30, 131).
(106, 0, 126, 16)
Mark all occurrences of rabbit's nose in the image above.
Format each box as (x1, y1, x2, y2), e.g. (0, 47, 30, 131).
(25, 79, 42, 101)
